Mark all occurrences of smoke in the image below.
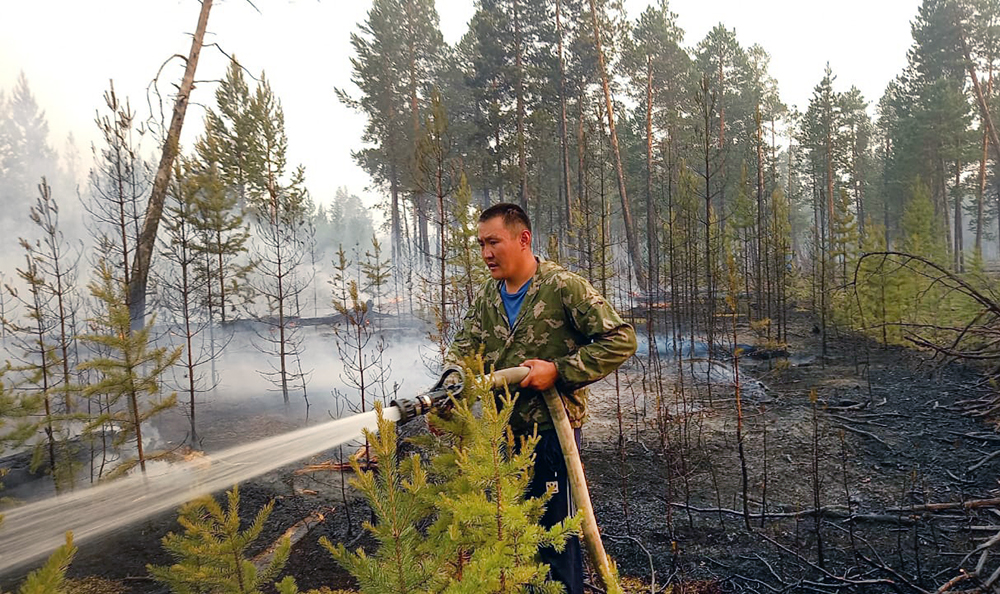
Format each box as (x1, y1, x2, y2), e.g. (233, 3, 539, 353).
(635, 333, 769, 402)
(198, 325, 435, 408)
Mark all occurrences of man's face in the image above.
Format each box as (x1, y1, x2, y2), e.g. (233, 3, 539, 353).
(477, 216, 526, 281)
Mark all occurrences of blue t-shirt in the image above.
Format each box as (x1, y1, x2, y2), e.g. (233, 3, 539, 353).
(500, 279, 532, 328)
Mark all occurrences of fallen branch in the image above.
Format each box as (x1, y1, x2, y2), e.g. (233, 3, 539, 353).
(294, 445, 378, 474)
(754, 528, 925, 592)
(604, 534, 655, 593)
(886, 498, 1000, 514)
(968, 450, 1000, 474)
(828, 414, 888, 427)
(949, 432, 1000, 444)
(834, 423, 891, 448)
(252, 509, 328, 571)
(664, 501, 916, 525)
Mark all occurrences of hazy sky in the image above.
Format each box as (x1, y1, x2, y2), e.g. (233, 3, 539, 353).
(0, 0, 921, 211)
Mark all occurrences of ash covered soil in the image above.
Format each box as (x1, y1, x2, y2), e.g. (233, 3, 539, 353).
(5, 312, 1000, 593)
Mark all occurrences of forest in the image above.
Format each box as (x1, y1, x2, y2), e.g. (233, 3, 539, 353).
(4, 0, 1000, 592)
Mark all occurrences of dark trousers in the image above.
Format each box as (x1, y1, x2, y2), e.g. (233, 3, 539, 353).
(523, 427, 584, 594)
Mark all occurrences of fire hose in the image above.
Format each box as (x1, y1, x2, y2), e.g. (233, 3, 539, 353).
(392, 366, 622, 594)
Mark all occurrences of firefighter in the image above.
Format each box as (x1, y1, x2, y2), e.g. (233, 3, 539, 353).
(447, 202, 636, 594)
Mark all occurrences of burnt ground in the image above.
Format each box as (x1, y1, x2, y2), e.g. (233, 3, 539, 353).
(584, 314, 1000, 593)
(5, 311, 1000, 593)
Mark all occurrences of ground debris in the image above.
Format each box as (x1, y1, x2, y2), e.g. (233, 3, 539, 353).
(294, 445, 378, 474)
(252, 509, 329, 572)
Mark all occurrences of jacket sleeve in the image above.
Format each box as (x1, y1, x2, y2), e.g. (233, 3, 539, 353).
(446, 291, 484, 369)
(551, 276, 637, 390)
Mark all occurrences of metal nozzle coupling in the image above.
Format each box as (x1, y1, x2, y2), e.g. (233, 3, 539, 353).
(391, 366, 465, 424)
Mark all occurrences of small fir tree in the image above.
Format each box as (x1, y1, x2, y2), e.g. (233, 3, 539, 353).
(159, 157, 214, 444)
(855, 220, 899, 345)
(2, 533, 76, 594)
(830, 189, 860, 328)
(79, 260, 180, 477)
(447, 174, 486, 310)
(322, 401, 439, 594)
(5, 201, 81, 491)
(360, 235, 397, 406)
(148, 486, 298, 594)
(0, 362, 38, 506)
(330, 363, 582, 593)
(424, 362, 582, 593)
(361, 234, 392, 319)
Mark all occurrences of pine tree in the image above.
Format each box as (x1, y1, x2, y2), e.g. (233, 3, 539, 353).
(196, 58, 259, 212)
(339, 0, 442, 266)
(79, 260, 180, 477)
(830, 190, 860, 328)
(1, 533, 76, 594)
(149, 486, 298, 594)
(322, 401, 439, 594)
(898, 180, 949, 337)
(448, 174, 487, 309)
(331, 245, 387, 421)
(27, 179, 81, 411)
(330, 370, 582, 594)
(84, 83, 150, 295)
(623, 0, 689, 291)
(831, 189, 860, 288)
(194, 58, 258, 325)
(0, 363, 38, 492)
(192, 162, 254, 325)
(424, 363, 582, 593)
(5, 201, 80, 491)
(359, 235, 396, 406)
(362, 235, 393, 318)
(412, 90, 462, 359)
(243, 75, 310, 407)
(856, 220, 895, 345)
(0, 73, 58, 226)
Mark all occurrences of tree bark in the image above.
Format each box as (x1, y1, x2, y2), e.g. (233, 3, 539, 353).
(963, 34, 1000, 157)
(128, 0, 212, 329)
(587, 0, 646, 289)
(755, 106, 765, 320)
(556, 0, 573, 249)
(955, 159, 964, 272)
(961, 28, 1000, 257)
(645, 55, 658, 296)
(514, 0, 528, 210)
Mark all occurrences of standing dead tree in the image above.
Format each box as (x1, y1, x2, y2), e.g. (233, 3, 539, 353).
(156, 158, 219, 444)
(246, 182, 310, 408)
(128, 0, 213, 329)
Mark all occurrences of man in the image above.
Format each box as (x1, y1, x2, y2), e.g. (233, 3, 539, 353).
(446, 203, 636, 594)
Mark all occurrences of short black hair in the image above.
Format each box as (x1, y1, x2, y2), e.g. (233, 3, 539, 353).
(479, 202, 531, 233)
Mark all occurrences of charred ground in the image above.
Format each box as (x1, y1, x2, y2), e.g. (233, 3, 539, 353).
(4, 312, 1000, 593)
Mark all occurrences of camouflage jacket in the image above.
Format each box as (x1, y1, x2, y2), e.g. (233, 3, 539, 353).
(447, 258, 637, 434)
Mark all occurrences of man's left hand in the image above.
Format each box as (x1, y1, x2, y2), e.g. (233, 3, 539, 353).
(520, 359, 558, 391)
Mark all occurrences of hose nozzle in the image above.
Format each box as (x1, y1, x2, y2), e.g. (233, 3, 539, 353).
(391, 366, 465, 424)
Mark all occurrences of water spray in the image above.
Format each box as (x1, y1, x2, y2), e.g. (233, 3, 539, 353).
(0, 365, 467, 576)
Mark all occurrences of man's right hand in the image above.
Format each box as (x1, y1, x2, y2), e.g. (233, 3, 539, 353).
(520, 359, 558, 391)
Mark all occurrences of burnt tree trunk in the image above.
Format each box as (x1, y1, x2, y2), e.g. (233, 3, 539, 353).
(129, 0, 212, 329)
(556, 0, 573, 251)
(514, 0, 528, 210)
(588, 0, 646, 289)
